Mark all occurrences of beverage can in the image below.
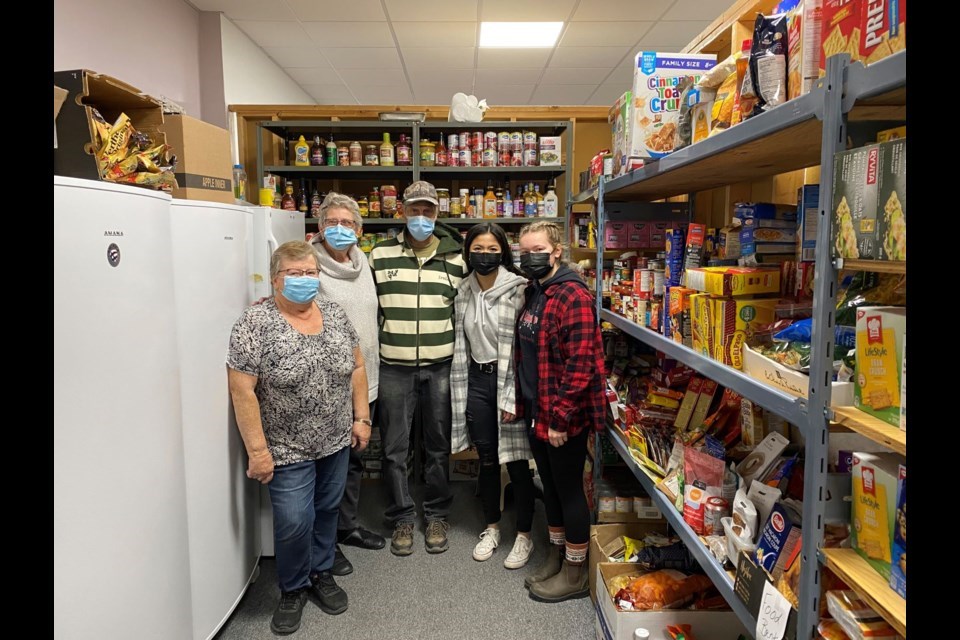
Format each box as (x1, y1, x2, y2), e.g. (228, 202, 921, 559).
(704, 497, 729, 536)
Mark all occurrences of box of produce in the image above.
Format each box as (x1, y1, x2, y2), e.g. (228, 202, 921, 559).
(851, 452, 900, 580)
(161, 114, 234, 204)
(630, 51, 716, 159)
(878, 138, 906, 261)
(743, 344, 854, 407)
(854, 306, 905, 427)
(712, 298, 779, 370)
(686, 266, 781, 297)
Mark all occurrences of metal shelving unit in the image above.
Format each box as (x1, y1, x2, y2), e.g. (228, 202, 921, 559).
(594, 51, 906, 640)
(309, 217, 552, 227)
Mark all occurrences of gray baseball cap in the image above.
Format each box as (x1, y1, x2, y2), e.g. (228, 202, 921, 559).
(403, 180, 439, 206)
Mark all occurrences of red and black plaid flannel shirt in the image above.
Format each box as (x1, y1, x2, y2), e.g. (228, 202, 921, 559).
(514, 279, 606, 442)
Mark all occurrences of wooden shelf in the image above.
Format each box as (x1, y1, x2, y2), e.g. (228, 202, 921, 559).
(839, 259, 906, 274)
(821, 549, 906, 637)
(831, 407, 906, 455)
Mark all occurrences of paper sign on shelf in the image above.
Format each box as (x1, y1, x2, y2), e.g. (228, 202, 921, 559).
(756, 580, 790, 640)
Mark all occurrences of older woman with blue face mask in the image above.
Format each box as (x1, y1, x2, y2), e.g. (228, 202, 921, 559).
(227, 240, 370, 635)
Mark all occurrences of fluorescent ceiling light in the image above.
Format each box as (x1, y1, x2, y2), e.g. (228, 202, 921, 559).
(479, 22, 563, 48)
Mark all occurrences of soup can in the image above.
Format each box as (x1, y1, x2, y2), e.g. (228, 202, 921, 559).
(471, 131, 483, 150)
(704, 497, 729, 536)
(653, 269, 665, 297)
(481, 148, 497, 167)
(635, 269, 652, 300)
(509, 131, 523, 152)
(459, 148, 472, 167)
(498, 131, 511, 151)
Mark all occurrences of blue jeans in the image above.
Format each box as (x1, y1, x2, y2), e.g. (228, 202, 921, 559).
(268, 446, 349, 593)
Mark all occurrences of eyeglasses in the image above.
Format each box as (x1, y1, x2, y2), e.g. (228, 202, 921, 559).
(322, 219, 358, 229)
(280, 268, 320, 278)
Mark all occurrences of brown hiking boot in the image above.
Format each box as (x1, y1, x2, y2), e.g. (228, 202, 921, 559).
(425, 519, 450, 553)
(524, 544, 564, 588)
(391, 521, 415, 556)
(528, 560, 589, 603)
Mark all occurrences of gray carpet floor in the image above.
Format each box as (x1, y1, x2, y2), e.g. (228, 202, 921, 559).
(216, 480, 596, 640)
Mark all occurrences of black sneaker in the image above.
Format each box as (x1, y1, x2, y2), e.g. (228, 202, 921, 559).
(270, 588, 307, 635)
(331, 545, 353, 576)
(310, 570, 348, 615)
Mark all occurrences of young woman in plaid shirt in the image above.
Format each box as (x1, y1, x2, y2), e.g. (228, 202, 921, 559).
(514, 221, 606, 603)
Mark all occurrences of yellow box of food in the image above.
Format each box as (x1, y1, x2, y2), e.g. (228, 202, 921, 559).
(854, 306, 906, 427)
(690, 293, 715, 359)
(686, 266, 781, 297)
(712, 298, 779, 370)
(876, 125, 905, 142)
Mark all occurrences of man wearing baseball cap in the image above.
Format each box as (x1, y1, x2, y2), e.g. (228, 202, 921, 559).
(368, 181, 466, 556)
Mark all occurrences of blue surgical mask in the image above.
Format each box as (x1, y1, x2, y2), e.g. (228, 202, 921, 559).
(282, 275, 320, 303)
(324, 224, 358, 250)
(406, 215, 435, 242)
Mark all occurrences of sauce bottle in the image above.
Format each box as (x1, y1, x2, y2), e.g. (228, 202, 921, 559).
(310, 135, 324, 166)
(349, 141, 363, 166)
(380, 133, 395, 167)
(294, 135, 310, 166)
(535, 183, 545, 217)
(281, 181, 296, 211)
(396, 134, 412, 166)
(325, 135, 337, 166)
(310, 184, 322, 218)
(369, 186, 381, 217)
(297, 180, 309, 213)
(435, 133, 448, 167)
(482, 181, 497, 219)
(503, 187, 513, 218)
(495, 185, 504, 216)
(543, 181, 559, 217)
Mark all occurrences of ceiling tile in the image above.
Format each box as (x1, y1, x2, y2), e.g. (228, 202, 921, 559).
(530, 84, 598, 105)
(559, 21, 654, 47)
(572, 0, 673, 22)
(634, 21, 711, 49)
(540, 67, 611, 85)
(285, 67, 344, 85)
(233, 21, 311, 47)
(337, 68, 407, 85)
(662, 0, 733, 21)
(605, 60, 637, 86)
(402, 47, 476, 69)
(480, 0, 576, 21)
(413, 85, 466, 105)
(302, 84, 357, 104)
(350, 85, 414, 104)
(478, 48, 551, 69)
(587, 83, 628, 106)
(407, 68, 474, 87)
(262, 46, 329, 69)
(473, 83, 535, 106)
(302, 21, 393, 47)
(193, 0, 296, 21)
(393, 22, 477, 48)
(549, 46, 631, 68)
(286, 0, 386, 21)
(384, 0, 478, 22)
(475, 68, 544, 85)
(322, 47, 402, 69)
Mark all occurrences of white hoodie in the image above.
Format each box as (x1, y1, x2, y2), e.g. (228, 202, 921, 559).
(463, 267, 527, 364)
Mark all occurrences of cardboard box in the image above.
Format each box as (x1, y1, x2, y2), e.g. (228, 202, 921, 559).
(833, 143, 882, 260)
(820, 0, 862, 75)
(877, 138, 906, 261)
(630, 51, 716, 159)
(854, 306, 906, 427)
(649, 221, 670, 248)
(627, 222, 651, 249)
(851, 451, 900, 580)
(539, 135, 562, 166)
(686, 266, 781, 297)
(689, 379, 719, 431)
(743, 345, 854, 407)
(690, 294, 714, 358)
(787, 0, 824, 101)
(668, 287, 695, 348)
(595, 563, 748, 640)
(160, 115, 233, 204)
(797, 184, 820, 262)
(756, 503, 802, 575)
(605, 222, 631, 250)
(734, 202, 797, 221)
(889, 464, 906, 598)
(53, 69, 167, 182)
(877, 125, 906, 142)
(733, 552, 799, 640)
(899, 334, 906, 431)
(449, 449, 480, 481)
(859, 0, 906, 65)
(691, 101, 712, 143)
(588, 522, 672, 601)
(712, 298, 779, 370)
(609, 91, 633, 177)
(740, 221, 797, 246)
(54, 84, 69, 148)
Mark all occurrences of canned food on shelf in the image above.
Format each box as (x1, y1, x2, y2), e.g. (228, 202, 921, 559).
(484, 131, 497, 150)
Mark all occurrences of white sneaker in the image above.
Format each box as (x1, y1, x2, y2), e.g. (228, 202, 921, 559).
(503, 535, 534, 569)
(472, 527, 501, 561)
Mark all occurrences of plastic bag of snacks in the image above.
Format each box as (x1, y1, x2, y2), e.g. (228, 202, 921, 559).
(744, 13, 790, 119)
(91, 108, 177, 190)
(614, 570, 715, 611)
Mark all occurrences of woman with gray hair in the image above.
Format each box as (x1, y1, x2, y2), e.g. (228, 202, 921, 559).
(309, 192, 385, 573)
(227, 240, 370, 634)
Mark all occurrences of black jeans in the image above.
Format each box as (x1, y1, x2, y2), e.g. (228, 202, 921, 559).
(465, 361, 535, 532)
(527, 422, 590, 545)
(378, 361, 453, 525)
(337, 401, 377, 534)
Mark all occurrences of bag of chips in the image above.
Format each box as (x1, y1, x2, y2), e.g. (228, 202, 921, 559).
(745, 13, 790, 119)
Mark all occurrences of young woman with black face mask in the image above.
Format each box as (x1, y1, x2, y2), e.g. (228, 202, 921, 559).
(450, 222, 537, 569)
(513, 221, 606, 603)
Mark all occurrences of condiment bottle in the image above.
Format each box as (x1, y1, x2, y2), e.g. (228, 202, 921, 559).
(310, 184, 322, 218)
(337, 143, 350, 167)
(294, 135, 310, 166)
(483, 181, 497, 218)
(535, 183, 545, 217)
(396, 134, 412, 166)
(369, 186, 381, 217)
(364, 144, 379, 166)
(543, 181, 559, 217)
(380, 133, 395, 167)
(503, 187, 513, 218)
(495, 185, 504, 216)
(349, 141, 363, 166)
(297, 181, 308, 213)
(435, 133, 448, 166)
(326, 135, 337, 166)
(310, 135, 324, 166)
(357, 196, 369, 218)
(281, 181, 296, 211)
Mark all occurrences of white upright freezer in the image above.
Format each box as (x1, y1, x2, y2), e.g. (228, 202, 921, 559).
(170, 199, 259, 640)
(54, 177, 194, 640)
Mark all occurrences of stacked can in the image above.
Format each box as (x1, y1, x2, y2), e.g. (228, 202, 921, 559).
(522, 131, 538, 166)
(509, 132, 523, 166)
(447, 133, 460, 167)
(458, 131, 472, 167)
(482, 131, 498, 167)
(498, 132, 511, 166)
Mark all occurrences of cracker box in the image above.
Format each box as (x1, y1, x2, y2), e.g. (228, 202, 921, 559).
(899, 334, 906, 431)
(796, 184, 820, 262)
(787, 0, 824, 101)
(878, 138, 906, 261)
(877, 125, 906, 142)
(538, 136, 562, 166)
(889, 464, 906, 598)
(821, 0, 862, 75)
(712, 298, 779, 370)
(851, 451, 900, 580)
(630, 51, 717, 159)
(609, 91, 633, 177)
(690, 293, 714, 358)
(686, 266, 781, 297)
(854, 306, 906, 427)
(832, 143, 881, 260)
(859, 0, 906, 65)
(669, 287, 695, 348)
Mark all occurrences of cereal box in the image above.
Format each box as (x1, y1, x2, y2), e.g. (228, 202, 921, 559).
(788, 0, 824, 101)
(796, 184, 819, 262)
(851, 451, 900, 580)
(889, 464, 905, 598)
(859, 0, 906, 65)
(712, 298, 779, 370)
(878, 138, 905, 261)
(821, 0, 862, 75)
(854, 306, 906, 427)
(631, 51, 717, 159)
(609, 91, 633, 177)
(832, 143, 881, 260)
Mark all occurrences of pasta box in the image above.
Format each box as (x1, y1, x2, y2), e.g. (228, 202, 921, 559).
(851, 452, 900, 580)
(685, 266, 781, 297)
(854, 306, 906, 427)
(877, 138, 906, 261)
(832, 143, 882, 260)
(711, 298, 779, 370)
(755, 503, 801, 576)
(630, 51, 716, 159)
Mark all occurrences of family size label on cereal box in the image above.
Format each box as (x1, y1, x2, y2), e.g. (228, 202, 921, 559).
(631, 51, 716, 159)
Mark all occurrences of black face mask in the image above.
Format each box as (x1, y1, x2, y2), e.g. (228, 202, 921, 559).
(469, 252, 501, 276)
(520, 252, 553, 279)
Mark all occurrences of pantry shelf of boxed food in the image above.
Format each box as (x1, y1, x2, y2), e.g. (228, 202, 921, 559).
(586, 2, 905, 640)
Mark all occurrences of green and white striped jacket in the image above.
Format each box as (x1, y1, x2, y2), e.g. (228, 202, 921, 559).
(368, 222, 466, 366)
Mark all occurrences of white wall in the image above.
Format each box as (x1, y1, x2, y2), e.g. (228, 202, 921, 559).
(220, 15, 315, 106)
(54, 0, 203, 118)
